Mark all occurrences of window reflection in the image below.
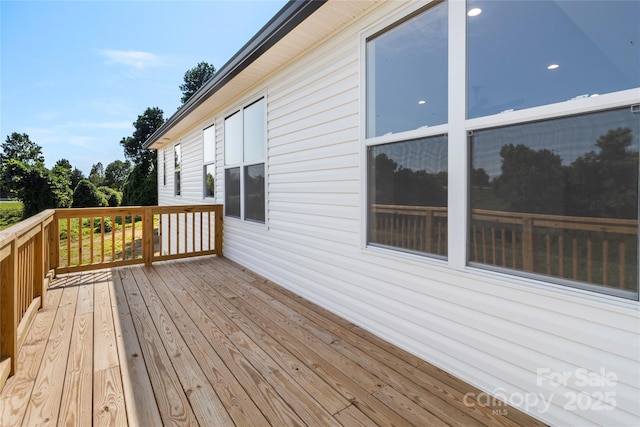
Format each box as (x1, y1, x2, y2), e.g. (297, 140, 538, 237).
(467, 0, 640, 118)
(366, 1, 448, 137)
(368, 135, 448, 257)
(470, 107, 639, 296)
(244, 164, 265, 223)
(225, 168, 240, 218)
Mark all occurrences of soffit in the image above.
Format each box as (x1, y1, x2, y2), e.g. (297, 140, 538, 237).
(151, 0, 379, 150)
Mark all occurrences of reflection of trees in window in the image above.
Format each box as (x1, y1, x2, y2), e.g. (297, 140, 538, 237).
(471, 121, 638, 295)
(244, 165, 265, 223)
(224, 168, 240, 218)
(567, 127, 638, 220)
(372, 153, 447, 207)
(474, 127, 638, 220)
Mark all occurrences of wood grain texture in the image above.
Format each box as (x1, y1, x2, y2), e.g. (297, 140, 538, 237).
(0, 258, 548, 427)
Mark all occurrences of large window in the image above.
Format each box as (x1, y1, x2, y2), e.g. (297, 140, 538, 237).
(465, 0, 640, 299)
(203, 124, 215, 198)
(363, 0, 639, 298)
(366, 2, 448, 259)
(224, 98, 266, 222)
(467, 0, 640, 118)
(174, 143, 181, 197)
(470, 108, 639, 298)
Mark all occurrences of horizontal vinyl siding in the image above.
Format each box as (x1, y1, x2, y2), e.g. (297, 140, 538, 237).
(162, 2, 640, 426)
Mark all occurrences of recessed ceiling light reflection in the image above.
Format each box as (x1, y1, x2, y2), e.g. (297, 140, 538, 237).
(418, 100, 426, 105)
(547, 64, 559, 70)
(467, 8, 482, 17)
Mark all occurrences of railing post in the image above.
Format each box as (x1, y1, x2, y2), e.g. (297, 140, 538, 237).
(51, 212, 59, 274)
(34, 222, 44, 309)
(215, 205, 223, 257)
(143, 207, 153, 268)
(0, 239, 18, 378)
(522, 216, 534, 272)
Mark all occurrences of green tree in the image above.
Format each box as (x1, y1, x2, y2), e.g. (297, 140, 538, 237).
(70, 167, 85, 191)
(104, 159, 132, 190)
(180, 61, 216, 104)
(50, 161, 73, 208)
(89, 162, 105, 187)
(0, 132, 46, 198)
(121, 163, 157, 206)
(120, 107, 164, 205)
(72, 179, 106, 208)
(120, 107, 164, 167)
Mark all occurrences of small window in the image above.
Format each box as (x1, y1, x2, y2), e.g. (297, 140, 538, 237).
(174, 143, 181, 196)
(469, 107, 639, 298)
(163, 151, 167, 186)
(224, 97, 266, 222)
(203, 125, 215, 198)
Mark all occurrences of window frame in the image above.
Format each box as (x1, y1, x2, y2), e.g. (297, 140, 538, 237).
(361, 0, 450, 263)
(202, 123, 216, 199)
(223, 95, 267, 224)
(360, 0, 640, 300)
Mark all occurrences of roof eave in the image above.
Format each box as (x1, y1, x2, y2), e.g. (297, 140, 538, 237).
(143, 0, 326, 149)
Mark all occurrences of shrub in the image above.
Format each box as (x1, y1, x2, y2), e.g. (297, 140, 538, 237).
(72, 180, 106, 208)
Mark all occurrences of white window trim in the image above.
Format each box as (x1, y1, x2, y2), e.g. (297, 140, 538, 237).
(359, 0, 640, 301)
(222, 91, 268, 225)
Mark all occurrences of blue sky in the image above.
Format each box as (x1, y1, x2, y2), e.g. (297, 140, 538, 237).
(1, 0, 287, 175)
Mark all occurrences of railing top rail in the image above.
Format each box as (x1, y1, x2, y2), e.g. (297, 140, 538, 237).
(0, 209, 55, 249)
(53, 204, 222, 218)
(371, 204, 637, 234)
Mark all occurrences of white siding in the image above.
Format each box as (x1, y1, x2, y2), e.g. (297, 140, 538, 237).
(158, 2, 640, 426)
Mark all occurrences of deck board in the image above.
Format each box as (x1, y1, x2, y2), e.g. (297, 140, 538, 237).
(0, 256, 548, 426)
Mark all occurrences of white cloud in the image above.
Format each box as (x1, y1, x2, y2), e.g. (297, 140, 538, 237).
(99, 49, 164, 70)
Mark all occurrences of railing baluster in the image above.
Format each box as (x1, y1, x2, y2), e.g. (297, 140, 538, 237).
(100, 216, 105, 263)
(587, 232, 593, 283)
(122, 215, 126, 261)
(558, 234, 564, 278)
(78, 217, 83, 265)
(546, 233, 551, 275)
(90, 216, 94, 265)
(491, 227, 496, 265)
(602, 234, 609, 286)
(66, 218, 71, 268)
(619, 239, 626, 289)
(501, 228, 506, 267)
(572, 234, 578, 280)
(111, 215, 115, 262)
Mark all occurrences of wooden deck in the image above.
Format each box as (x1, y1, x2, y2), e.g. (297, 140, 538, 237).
(0, 256, 547, 426)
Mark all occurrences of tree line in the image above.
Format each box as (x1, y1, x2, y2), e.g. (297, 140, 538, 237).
(0, 61, 215, 220)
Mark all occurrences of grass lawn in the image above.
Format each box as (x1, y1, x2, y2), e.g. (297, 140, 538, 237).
(0, 200, 23, 231)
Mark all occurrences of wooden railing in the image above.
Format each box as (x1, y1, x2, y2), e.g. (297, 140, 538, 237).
(0, 204, 222, 391)
(0, 209, 56, 391)
(371, 205, 638, 290)
(54, 205, 223, 273)
(371, 204, 449, 256)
